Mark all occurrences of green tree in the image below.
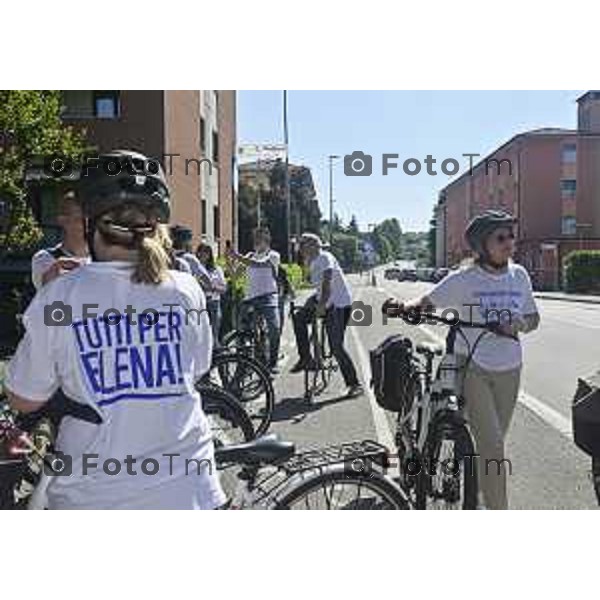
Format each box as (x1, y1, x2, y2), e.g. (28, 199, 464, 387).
(331, 231, 360, 272)
(0, 90, 87, 256)
(347, 214, 359, 235)
(374, 218, 402, 258)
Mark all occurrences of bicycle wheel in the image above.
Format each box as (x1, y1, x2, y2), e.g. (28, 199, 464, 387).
(274, 464, 411, 510)
(202, 352, 274, 437)
(200, 386, 254, 502)
(201, 385, 255, 445)
(416, 410, 478, 510)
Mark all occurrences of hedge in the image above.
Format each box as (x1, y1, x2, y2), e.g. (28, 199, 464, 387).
(563, 250, 600, 293)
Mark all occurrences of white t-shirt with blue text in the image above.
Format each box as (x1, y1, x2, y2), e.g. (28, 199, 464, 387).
(6, 262, 225, 509)
(427, 262, 538, 371)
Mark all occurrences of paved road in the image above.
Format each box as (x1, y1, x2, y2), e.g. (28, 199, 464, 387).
(270, 269, 599, 509)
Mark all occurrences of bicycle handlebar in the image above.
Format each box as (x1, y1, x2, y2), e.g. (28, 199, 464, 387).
(382, 303, 517, 338)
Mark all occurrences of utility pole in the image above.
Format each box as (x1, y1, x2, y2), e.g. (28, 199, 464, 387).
(283, 90, 291, 261)
(328, 154, 340, 246)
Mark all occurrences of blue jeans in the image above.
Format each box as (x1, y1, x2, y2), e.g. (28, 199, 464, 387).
(206, 299, 222, 347)
(240, 293, 280, 368)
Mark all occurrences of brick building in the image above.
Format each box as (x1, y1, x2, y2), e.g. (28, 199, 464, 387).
(34, 90, 237, 253)
(435, 91, 600, 290)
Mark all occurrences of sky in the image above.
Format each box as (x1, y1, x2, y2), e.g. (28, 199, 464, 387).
(237, 90, 584, 232)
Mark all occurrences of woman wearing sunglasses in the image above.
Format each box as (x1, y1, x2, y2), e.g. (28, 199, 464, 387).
(385, 210, 540, 509)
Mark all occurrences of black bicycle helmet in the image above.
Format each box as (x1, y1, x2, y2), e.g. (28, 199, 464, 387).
(78, 150, 170, 222)
(465, 210, 516, 255)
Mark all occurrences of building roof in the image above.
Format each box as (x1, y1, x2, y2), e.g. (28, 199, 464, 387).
(577, 91, 600, 104)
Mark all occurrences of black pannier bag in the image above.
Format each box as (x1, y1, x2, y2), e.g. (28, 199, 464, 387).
(370, 335, 417, 412)
(572, 370, 600, 457)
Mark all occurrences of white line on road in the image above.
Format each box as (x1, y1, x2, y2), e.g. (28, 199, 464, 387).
(347, 326, 396, 452)
(417, 324, 573, 440)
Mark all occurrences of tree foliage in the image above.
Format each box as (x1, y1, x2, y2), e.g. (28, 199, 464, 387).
(0, 90, 87, 255)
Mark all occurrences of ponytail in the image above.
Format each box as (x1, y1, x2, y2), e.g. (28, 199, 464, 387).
(95, 205, 171, 285)
(132, 232, 170, 284)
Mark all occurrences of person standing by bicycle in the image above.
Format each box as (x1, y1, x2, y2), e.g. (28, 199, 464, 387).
(227, 227, 281, 374)
(196, 243, 227, 346)
(4, 151, 225, 510)
(290, 233, 363, 398)
(383, 210, 539, 509)
(31, 190, 90, 290)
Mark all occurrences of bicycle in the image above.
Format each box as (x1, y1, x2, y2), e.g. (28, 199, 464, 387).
(200, 349, 275, 437)
(201, 384, 255, 445)
(222, 301, 270, 368)
(215, 435, 411, 509)
(384, 307, 511, 510)
(290, 301, 337, 402)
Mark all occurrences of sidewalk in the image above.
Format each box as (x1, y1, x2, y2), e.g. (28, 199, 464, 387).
(534, 291, 600, 305)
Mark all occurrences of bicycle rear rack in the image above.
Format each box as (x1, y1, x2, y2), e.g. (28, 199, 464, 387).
(282, 439, 389, 474)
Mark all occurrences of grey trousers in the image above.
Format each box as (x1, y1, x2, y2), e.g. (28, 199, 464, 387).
(457, 357, 521, 510)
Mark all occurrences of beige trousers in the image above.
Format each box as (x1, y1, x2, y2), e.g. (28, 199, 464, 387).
(457, 357, 521, 510)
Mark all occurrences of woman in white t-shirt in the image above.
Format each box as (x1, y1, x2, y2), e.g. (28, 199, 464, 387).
(384, 211, 540, 509)
(196, 243, 227, 345)
(5, 151, 225, 510)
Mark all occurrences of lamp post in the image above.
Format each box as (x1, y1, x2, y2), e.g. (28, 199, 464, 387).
(328, 154, 340, 246)
(283, 90, 291, 261)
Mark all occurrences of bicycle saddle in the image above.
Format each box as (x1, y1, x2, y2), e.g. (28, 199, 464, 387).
(215, 434, 296, 466)
(415, 342, 443, 356)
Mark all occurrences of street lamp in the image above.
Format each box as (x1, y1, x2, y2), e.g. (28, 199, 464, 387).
(328, 154, 340, 246)
(283, 90, 291, 261)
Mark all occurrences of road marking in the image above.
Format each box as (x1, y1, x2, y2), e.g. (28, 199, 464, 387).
(518, 391, 572, 439)
(347, 326, 396, 452)
(417, 324, 573, 439)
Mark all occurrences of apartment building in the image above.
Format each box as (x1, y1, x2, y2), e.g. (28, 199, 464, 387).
(435, 91, 600, 290)
(36, 90, 236, 253)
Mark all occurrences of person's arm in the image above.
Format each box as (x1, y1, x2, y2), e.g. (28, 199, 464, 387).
(317, 269, 333, 315)
(502, 266, 540, 336)
(31, 250, 56, 290)
(189, 286, 213, 380)
(5, 294, 59, 412)
(211, 267, 227, 294)
(229, 250, 274, 269)
(382, 271, 462, 317)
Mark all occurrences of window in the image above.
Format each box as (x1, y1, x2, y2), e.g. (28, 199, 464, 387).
(561, 216, 577, 235)
(212, 130, 219, 163)
(201, 199, 207, 234)
(561, 143, 577, 164)
(213, 205, 220, 239)
(200, 117, 206, 153)
(61, 90, 120, 119)
(94, 91, 119, 118)
(560, 179, 577, 196)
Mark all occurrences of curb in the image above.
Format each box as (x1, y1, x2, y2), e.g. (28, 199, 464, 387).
(534, 294, 600, 305)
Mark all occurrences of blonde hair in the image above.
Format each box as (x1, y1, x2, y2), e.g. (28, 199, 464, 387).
(96, 206, 171, 285)
(132, 233, 170, 285)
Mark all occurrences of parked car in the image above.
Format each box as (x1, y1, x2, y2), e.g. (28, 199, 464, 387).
(401, 268, 418, 282)
(384, 267, 403, 280)
(432, 267, 450, 283)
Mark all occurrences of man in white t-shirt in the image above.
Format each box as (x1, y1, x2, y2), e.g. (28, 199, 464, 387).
(31, 191, 90, 290)
(290, 233, 363, 398)
(227, 227, 281, 373)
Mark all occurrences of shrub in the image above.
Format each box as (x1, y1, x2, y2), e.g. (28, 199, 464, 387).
(563, 250, 600, 293)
